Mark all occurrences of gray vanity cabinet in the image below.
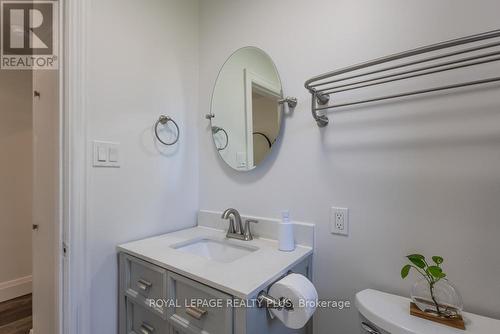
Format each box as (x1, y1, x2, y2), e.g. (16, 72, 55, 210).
(119, 252, 313, 334)
(119, 253, 232, 334)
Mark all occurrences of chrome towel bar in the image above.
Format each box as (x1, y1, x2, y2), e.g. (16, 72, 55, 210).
(305, 28, 500, 127)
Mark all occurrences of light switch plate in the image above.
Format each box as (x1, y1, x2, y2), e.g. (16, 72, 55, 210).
(93, 141, 120, 168)
(331, 207, 349, 236)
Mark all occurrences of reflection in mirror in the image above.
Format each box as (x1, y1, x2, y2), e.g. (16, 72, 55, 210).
(252, 89, 281, 165)
(210, 47, 283, 171)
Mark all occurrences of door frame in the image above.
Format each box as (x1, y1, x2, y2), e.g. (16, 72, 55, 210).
(32, 0, 71, 332)
(62, 0, 90, 333)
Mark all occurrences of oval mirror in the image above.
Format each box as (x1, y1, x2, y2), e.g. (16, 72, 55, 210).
(209, 47, 283, 171)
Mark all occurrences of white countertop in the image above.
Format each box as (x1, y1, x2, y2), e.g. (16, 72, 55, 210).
(117, 226, 313, 299)
(356, 289, 500, 334)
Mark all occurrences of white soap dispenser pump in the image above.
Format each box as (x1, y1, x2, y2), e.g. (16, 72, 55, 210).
(279, 210, 295, 252)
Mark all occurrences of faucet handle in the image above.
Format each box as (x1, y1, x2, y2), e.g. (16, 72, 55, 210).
(244, 219, 259, 241)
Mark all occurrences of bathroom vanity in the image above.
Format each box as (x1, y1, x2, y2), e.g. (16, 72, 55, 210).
(117, 211, 315, 334)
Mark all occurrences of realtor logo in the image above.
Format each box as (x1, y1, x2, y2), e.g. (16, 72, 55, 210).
(1, 0, 59, 69)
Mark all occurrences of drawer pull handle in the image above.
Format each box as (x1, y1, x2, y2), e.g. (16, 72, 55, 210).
(185, 306, 207, 320)
(139, 322, 155, 334)
(361, 322, 380, 334)
(137, 279, 152, 291)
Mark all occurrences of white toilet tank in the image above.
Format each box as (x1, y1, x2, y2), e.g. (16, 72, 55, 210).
(355, 289, 500, 334)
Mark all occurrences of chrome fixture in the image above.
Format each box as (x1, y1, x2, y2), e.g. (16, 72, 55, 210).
(257, 291, 294, 311)
(139, 322, 155, 334)
(222, 208, 243, 237)
(205, 113, 215, 120)
(243, 219, 258, 241)
(212, 126, 229, 151)
(257, 271, 295, 311)
(361, 322, 381, 334)
(315, 91, 330, 105)
(278, 96, 298, 109)
(305, 28, 500, 127)
(154, 115, 180, 145)
(221, 209, 258, 241)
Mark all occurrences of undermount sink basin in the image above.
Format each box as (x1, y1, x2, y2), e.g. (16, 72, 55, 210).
(171, 238, 258, 263)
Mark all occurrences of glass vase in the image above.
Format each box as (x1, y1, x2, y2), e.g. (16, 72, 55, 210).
(411, 278, 463, 318)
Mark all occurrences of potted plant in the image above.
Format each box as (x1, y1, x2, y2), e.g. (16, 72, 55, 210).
(401, 254, 463, 318)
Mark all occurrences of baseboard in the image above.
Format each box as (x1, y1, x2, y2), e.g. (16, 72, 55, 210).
(0, 275, 32, 303)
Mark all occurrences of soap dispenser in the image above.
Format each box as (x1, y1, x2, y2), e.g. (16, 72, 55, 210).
(279, 210, 295, 252)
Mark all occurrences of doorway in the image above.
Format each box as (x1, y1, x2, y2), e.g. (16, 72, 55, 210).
(0, 68, 34, 334)
(0, 65, 61, 334)
(0, 1, 63, 332)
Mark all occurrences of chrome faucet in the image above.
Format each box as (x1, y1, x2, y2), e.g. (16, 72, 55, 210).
(221, 208, 258, 241)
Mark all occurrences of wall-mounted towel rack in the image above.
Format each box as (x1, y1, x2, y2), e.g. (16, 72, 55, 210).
(305, 29, 500, 127)
(154, 115, 180, 145)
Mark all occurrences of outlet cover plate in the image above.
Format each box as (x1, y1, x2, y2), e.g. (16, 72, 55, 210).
(330, 207, 349, 236)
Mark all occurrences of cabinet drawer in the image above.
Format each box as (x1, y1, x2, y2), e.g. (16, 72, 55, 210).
(126, 298, 169, 334)
(167, 272, 233, 334)
(122, 254, 168, 319)
(169, 327, 183, 334)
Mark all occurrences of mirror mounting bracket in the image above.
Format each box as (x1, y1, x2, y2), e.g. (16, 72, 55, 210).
(278, 96, 298, 109)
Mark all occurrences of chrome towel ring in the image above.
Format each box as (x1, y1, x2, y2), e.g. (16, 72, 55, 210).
(155, 115, 179, 146)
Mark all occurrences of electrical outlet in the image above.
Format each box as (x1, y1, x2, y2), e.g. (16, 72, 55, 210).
(331, 207, 349, 236)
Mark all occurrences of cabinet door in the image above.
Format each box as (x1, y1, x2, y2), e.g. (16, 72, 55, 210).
(170, 326, 184, 334)
(126, 298, 169, 334)
(167, 272, 233, 334)
(121, 253, 168, 319)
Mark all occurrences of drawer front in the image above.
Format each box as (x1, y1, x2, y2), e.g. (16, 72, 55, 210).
(167, 272, 233, 334)
(123, 254, 168, 318)
(126, 299, 169, 334)
(169, 327, 183, 334)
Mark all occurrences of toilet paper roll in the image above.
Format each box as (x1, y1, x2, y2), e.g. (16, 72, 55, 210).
(268, 274, 318, 329)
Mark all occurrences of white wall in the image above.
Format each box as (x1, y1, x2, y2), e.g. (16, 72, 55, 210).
(0, 70, 33, 301)
(86, 0, 199, 332)
(198, 1, 500, 333)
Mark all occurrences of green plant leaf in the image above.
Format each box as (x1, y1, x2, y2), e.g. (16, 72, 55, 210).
(438, 272, 447, 279)
(408, 254, 425, 260)
(427, 266, 443, 278)
(401, 265, 411, 279)
(432, 256, 444, 265)
(407, 255, 426, 269)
